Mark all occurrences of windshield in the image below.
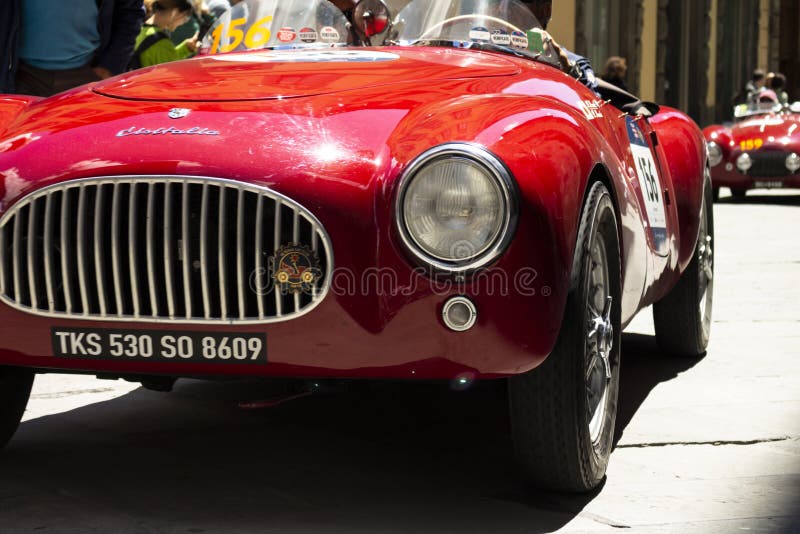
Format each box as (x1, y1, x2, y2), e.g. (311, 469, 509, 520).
(393, 0, 559, 65)
(734, 101, 786, 121)
(200, 0, 350, 55)
(201, 0, 560, 67)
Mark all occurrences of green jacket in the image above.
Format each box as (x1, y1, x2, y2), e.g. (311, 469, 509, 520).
(134, 25, 191, 68)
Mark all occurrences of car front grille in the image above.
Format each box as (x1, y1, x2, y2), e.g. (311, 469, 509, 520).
(0, 177, 333, 323)
(746, 151, 795, 178)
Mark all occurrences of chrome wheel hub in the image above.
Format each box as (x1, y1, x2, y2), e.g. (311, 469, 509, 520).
(585, 237, 613, 446)
(697, 183, 714, 339)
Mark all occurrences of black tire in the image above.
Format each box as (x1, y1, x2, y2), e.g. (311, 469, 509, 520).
(712, 187, 720, 203)
(731, 187, 747, 199)
(0, 367, 34, 450)
(653, 169, 714, 357)
(509, 182, 621, 493)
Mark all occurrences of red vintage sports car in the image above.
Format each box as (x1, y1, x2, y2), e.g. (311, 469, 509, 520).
(704, 95, 800, 199)
(0, 0, 712, 492)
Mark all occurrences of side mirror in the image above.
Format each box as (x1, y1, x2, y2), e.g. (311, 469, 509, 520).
(353, 0, 392, 45)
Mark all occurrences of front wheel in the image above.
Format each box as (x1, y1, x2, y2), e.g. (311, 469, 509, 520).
(653, 169, 714, 357)
(509, 182, 621, 492)
(0, 367, 34, 450)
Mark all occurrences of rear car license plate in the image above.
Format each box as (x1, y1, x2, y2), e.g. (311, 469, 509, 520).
(52, 328, 267, 363)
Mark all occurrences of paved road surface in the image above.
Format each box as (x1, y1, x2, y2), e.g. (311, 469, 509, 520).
(1, 190, 798, 532)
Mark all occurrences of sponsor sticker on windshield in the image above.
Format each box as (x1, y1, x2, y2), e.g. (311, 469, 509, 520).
(299, 27, 318, 43)
(320, 26, 340, 42)
(510, 30, 528, 49)
(491, 29, 511, 46)
(469, 27, 491, 42)
(277, 27, 297, 43)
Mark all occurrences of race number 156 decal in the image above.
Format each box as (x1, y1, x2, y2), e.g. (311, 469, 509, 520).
(209, 16, 273, 54)
(627, 117, 667, 250)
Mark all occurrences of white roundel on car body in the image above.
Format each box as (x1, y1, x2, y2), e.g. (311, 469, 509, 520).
(627, 117, 667, 250)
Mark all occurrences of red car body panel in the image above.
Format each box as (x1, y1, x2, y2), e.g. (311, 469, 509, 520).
(0, 47, 706, 380)
(704, 111, 800, 191)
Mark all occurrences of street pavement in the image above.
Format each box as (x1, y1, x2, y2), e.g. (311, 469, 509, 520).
(1, 190, 798, 533)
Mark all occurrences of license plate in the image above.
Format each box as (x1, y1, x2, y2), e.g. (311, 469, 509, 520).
(52, 328, 267, 364)
(754, 181, 783, 189)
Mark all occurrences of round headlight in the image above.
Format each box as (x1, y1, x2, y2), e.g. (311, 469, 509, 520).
(786, 153, 800, 173)
(397, 144, 517, 272)
(737, 153, 753, 172)
(707, 141, 723, 167)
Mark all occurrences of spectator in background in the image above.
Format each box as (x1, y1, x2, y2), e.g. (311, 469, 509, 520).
(601, 56, 628, 92)
(171, 0, 215, 47)
(3, 0, 144, 96)
(130, 0, 197, 69)
(745, 68, 766, 103)
(767, 72, 789, 105)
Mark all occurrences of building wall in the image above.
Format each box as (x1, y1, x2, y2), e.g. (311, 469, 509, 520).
(640, 0, 658, 102)
(548, 0, 576, 50)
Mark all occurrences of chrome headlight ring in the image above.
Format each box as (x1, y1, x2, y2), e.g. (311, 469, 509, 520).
(395, 143, 519, 274)
(706, 141, 723, 167)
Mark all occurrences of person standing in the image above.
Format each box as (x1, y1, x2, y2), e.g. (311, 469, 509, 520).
(130, 0, 198, 69)
(5, 0, 144, 97)
(601, 56, 628, 92)
(745, 69, 765, 104)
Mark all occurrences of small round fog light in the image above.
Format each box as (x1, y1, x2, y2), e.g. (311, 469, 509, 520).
(786, 153, 800, 173)
(737, 153, 753, 172)
(442, 296, 477, 332)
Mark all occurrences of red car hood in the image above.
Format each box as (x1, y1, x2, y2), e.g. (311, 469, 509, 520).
(92, 47, 521, 101)
(731, 114, 800, 143)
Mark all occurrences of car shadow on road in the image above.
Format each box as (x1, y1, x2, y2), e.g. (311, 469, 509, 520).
(1, 332, 698, 533)
(613, 333, 702, 448)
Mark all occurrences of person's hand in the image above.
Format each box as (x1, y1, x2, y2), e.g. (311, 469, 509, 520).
(542, 32, 572, 73)
(184, 33, 200, 54)
(92, 66, 112, 80)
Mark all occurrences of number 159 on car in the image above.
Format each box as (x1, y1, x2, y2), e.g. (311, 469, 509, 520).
(51, 328, 267, 364)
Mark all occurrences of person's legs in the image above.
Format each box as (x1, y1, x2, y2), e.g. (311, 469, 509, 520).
(15, 62, 100, 97)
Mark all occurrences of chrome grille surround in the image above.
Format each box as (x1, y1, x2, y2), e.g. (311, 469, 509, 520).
(0, 176, 333, 324)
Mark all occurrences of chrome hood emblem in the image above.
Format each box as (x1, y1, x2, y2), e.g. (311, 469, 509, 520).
(168, 108, 191, 119)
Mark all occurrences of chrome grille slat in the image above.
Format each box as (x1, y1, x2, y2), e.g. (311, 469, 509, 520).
(0, 176, 332, 324)
(43, 195, 55, 312)
(12, 205, 22, 305)
(60, 191, 73, 313)
(94, 186, 107, 316)
(218, 187, 228, 318)
(76, 185, 90, 315)
(111, 183, 124, 316)
(163, 183, 176, 319)
(200, 184, 211, 320)
(146, 183, 159, 316)
(236, 189, 246, 320)
(129, 185, 141, 318)
(181, 182, 193, 319)
(292, 210, 300, 312)
(255, 196, 265, 320)
(273, 198, 283, 318)
(26, 201, 38, 310)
